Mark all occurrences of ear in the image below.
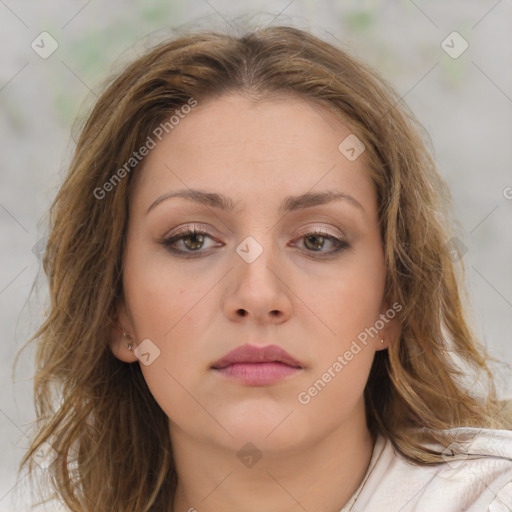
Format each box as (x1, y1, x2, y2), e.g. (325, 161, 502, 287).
(109, 300, 138, 363)
(375, 301, 402, 352)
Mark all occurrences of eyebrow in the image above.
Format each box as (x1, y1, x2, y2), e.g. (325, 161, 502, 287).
(145, 189, 365, 216)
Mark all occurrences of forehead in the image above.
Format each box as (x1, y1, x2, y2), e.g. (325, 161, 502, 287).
(129, 93, 376, 215)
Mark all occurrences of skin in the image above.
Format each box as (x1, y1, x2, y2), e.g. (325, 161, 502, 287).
(110, 93, 399, 512)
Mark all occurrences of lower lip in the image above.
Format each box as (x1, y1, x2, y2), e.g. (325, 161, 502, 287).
(212, 362, 301, 385)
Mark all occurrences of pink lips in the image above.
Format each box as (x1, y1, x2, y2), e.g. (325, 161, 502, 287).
(211, 344, 303, 386)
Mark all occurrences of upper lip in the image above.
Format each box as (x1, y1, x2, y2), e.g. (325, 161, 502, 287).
(211, 344, 303, 369)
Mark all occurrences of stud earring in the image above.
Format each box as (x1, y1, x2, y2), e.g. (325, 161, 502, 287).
(122, 331, 133, 351)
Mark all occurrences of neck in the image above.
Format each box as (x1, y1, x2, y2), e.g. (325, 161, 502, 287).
(170, 413, 375, 512)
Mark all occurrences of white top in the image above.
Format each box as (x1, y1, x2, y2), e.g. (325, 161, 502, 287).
(23, 429, 512, 512)
(340, 428, 512, 511)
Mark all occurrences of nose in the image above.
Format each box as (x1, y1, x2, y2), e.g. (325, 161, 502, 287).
(222, 237, 293, 326)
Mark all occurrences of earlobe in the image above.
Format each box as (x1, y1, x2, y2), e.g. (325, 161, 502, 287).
(124, 332, 134, 352)
(376, 336, 392, 351)
(108, 305, 138, 363)
(375, 303, 401, 352)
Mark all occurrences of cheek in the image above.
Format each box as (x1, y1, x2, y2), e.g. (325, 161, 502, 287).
(122, 248, 220, 424)
(123, 243, 213, 339)
(304, 241, 386, 351)
(126, 271, 213, 376)
(295, 350, 374, 433)
(294, 259, 384, 417)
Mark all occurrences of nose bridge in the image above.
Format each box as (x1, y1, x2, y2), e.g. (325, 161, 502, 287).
(232, 203, 277, 262)
(226, 228, 291, 322)
(235, 231, 279, 286)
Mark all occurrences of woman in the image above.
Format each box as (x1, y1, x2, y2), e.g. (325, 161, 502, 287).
(18, 25, 512, 511)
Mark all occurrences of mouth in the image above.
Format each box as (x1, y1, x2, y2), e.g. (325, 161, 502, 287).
(210, 343, 303, 386)
(213, 362, 302, 385)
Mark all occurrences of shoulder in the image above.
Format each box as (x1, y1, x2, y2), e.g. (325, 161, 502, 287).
(346, 428, 512, 512)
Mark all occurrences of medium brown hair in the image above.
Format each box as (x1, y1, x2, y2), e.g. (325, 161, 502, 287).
(17, 24, 510, 511)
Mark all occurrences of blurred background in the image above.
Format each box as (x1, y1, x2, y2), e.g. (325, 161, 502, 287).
(1, 0, 511, 509)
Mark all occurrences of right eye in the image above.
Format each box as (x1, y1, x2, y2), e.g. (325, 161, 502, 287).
(161, 226, 222, 258)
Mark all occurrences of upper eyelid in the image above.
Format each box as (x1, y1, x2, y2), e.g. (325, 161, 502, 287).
(151, 201, 364, 239)
(163, 224, 346, 240)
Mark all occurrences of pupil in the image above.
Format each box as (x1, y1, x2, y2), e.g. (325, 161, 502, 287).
(306, 235, 324, 251)
(185, 233, 204, 250)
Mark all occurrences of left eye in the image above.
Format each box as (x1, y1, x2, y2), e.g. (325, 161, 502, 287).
(298, 231, 348, 253)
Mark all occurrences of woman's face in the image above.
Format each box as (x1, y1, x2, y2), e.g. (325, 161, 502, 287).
(111, 92, 398, 453)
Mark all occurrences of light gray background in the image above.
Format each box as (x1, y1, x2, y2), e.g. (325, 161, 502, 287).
(1, 1, 511, 510)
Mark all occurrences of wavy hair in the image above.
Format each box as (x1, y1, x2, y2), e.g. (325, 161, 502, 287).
(17, 24, 510, 511)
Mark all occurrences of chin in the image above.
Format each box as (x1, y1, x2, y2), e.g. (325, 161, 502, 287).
(217, 410, 313, 451)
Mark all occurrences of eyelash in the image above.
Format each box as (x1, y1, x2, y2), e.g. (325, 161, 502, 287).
(161, 225, 350, 259)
